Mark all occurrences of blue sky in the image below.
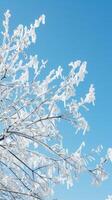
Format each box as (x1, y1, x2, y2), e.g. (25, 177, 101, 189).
(0, 1, 112, 200)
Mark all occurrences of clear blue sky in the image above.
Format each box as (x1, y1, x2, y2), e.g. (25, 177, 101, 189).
(0, 1, 112, 200)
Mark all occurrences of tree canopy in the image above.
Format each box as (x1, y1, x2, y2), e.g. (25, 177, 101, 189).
(0, 10, 111, 200)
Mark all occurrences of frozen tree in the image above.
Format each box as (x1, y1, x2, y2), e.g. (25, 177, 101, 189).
(0, 10, 111, 200)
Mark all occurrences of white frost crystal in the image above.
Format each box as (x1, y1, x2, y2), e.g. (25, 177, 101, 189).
(107, 148, 112, 161)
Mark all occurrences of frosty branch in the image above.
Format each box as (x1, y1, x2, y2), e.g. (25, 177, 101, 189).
(0, 10, 111, 200)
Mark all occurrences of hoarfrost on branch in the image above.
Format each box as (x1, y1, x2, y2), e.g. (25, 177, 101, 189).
(0, 10, 111, 200)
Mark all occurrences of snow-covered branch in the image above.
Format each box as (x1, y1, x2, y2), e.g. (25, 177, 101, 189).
(0, 10, 111, 200)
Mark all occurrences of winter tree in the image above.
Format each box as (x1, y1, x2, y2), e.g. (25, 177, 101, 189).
(0, 10, 111, 200)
